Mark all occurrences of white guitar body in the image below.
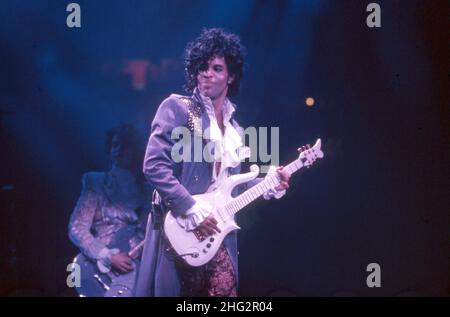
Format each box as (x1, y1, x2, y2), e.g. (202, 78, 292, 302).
(164, 166, 260, 267)
(164, 139, 324, 267)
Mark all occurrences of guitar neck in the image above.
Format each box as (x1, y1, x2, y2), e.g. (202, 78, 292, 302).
(224, 158, 304, 216)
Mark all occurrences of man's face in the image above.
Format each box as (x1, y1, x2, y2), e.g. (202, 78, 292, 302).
(197, 56, 233, 100)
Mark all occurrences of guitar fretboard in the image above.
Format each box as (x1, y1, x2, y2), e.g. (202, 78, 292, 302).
(220, 157, 304, 218)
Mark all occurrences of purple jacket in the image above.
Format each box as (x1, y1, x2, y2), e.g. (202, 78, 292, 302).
(135, 91, 253, 296)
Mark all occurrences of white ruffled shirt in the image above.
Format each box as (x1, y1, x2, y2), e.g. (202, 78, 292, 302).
(179, 92, 284, 231)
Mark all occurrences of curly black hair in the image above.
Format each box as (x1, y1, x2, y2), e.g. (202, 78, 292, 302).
(105, 124, 145, 172)
(105, 124, 143, 153)
(184, 28, 245, 97)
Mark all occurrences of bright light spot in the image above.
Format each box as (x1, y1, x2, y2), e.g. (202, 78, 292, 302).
(305, 97, 315, 107)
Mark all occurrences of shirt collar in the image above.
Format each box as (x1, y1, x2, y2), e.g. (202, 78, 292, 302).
(195, 88, 236, 124)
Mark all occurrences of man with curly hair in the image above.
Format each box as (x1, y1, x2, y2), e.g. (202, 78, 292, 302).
(135, 28, 290, 297)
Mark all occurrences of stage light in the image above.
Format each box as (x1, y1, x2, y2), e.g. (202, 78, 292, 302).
(305, 97, 315, 107)
(123, 59, 149, 91)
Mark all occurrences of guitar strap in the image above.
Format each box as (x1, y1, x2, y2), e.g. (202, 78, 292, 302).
(150, 189, 165, 229)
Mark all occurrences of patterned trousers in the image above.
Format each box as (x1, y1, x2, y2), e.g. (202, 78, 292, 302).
(176, 244, 237, 297)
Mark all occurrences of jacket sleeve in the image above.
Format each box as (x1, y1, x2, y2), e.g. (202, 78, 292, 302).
(68, 173, 112, 261)
(143, 96, 196, 217)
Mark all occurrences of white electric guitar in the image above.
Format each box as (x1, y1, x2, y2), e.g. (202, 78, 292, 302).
(164, 138, 324, 266)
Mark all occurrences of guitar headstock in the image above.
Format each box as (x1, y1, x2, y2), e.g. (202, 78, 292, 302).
(298, 138, 324, 168)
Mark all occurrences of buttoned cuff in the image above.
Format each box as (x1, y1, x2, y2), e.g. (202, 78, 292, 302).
(263, 188, 286, 200)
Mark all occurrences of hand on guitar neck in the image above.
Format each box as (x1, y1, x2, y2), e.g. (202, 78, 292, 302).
(273, 166, 290, 192)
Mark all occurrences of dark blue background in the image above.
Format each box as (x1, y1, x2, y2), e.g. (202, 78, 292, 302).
(0, 0, 448, 296)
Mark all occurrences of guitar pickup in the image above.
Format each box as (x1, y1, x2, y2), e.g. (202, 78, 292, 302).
(193, 229, 207, 242)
